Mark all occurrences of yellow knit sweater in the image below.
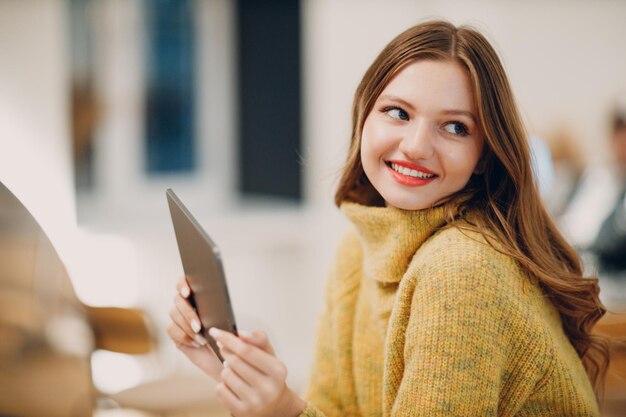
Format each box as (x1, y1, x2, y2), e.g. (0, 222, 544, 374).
(299, 202, 598, 416)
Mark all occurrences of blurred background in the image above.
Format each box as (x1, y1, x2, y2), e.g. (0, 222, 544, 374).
(1, 0, 626, 416)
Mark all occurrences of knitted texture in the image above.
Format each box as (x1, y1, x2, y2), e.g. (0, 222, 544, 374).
(300, 202, 599, 417)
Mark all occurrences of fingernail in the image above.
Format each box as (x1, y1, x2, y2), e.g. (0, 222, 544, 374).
(223, 360, 229, 368)
(195, 334, 207, 346)
(209, 327, 221, 338)
(181, 286, 190, 298)
(216, 341, 224, 350)
(191, 319, 201, 333)
(192, 341, 201, 348)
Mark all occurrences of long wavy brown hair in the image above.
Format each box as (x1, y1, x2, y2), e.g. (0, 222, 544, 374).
(335, 20, 609, 396)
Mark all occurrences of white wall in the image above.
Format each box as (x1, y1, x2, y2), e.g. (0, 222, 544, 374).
(0, 0, 75, 263)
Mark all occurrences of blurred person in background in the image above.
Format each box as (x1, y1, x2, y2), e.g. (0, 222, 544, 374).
(558, 100, 626, 255)
(589, 101, 626, 276)
(544, 129, 586, 217)
(558, 98, 626, 286)
(167, 20, 608, 416)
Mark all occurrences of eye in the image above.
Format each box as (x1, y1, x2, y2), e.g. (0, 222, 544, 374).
(383, 107, 409, 121)
(443, 121, 470, 136)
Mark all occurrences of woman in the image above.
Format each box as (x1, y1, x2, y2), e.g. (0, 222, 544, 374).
(167, 20, 608, 416)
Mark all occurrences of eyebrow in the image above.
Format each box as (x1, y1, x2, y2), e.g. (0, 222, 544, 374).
(378, 94, 477, 122)
(441, 110, 477, 122)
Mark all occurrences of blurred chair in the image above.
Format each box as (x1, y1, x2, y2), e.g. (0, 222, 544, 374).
(595, 312, 626, 416)
(86, 306, 153, 355)
(0, 181, 156, 417)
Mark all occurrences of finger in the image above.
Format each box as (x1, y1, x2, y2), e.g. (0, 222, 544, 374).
(215, 382, 246, 415)
(218, 344, 245, 365)
(169, 303, 208, 347)
(175, 276, 191, 298)
(222, 354, 266, 389)
(174, 293, 203, 335)
(210, 328, 283, 378)
(219, 344, 261, 370)
(220, 362, 258, 403)
(178, 344, 224, 381)
(217, 341, 233, 357)
(167, 322, 201, 348)
(239, 330, 275, 355)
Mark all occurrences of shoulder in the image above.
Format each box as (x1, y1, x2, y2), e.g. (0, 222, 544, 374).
(417, 222, 508, 267)
(396, 222, 559, 393)
(402, 223, 553, 348)
(408, 223, 536, 305)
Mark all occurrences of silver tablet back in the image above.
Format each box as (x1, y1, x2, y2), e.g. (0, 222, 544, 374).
(166, 188, 237, 361)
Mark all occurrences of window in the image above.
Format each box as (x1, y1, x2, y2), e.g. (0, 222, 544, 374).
(70, 0, 304, 225)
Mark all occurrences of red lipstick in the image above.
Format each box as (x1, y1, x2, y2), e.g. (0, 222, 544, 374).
(385, 160, 438, 187)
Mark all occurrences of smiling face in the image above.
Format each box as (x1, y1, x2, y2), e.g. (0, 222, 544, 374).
(360, 59, 484, 210)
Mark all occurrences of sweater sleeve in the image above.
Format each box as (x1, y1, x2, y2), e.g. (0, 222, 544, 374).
(390, 235, 551, 416)
(299, 231, 361, 417)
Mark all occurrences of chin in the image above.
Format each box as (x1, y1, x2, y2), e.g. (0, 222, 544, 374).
(382, 195, 433, 211)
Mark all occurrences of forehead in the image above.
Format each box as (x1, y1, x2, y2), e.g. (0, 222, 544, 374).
(378, 60, 475, 112)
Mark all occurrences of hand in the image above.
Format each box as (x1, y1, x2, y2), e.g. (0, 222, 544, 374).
(166, 276, 222, 380)
(210, 327, 306, 417)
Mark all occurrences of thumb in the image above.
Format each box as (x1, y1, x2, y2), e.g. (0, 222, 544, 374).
(238, 330, 275, 355)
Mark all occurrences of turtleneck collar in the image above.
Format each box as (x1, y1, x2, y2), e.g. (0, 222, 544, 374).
(341, 202, 448, 283)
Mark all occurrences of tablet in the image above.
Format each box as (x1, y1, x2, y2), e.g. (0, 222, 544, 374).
(166, 188, 237, 362)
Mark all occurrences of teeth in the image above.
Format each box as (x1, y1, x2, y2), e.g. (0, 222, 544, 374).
(391, 163, 435, 179)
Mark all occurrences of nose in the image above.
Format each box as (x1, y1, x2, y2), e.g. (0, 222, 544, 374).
(398, 119, 435, 160)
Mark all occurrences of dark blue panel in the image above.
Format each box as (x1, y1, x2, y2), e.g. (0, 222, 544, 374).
(145, 0, 196, 174)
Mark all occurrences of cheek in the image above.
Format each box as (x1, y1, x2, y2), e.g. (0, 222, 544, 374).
(360, 133, 378, 182)
(360, 133, 373, 166)
(440, 141, 482, 181)
(361, 124, 385, 164)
